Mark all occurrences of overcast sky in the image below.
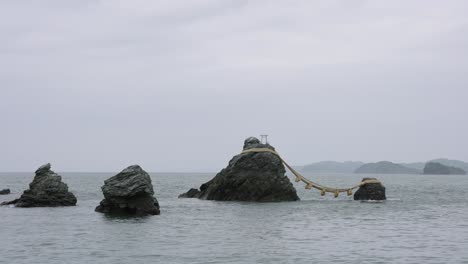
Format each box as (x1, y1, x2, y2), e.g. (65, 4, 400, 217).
(1, 0, 468, 172)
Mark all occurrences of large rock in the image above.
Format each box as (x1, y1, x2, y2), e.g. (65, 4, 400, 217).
(95, 165, 160, 216)
(0, 189, 10, 195)
(423, 162, 466, 175)
(353, 178, 386, 201)
(1, 163, 77, 207)
(179, 137, 299, 202)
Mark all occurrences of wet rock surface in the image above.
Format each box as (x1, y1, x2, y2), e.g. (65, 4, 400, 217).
(353, 178, 386, 201)
(0, 189, 10, 195)
(1, 163, 77, 207)
(178, 188, 201, 198)
(179, 137, 299, 202)
(95, 165, 160, 216)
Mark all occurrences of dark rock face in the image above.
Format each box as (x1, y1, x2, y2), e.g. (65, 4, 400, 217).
(353, 178, 386, 201)
(1, 163, 77, 207)
(95, 165, 160, 216)
(423, 162, 466, 175)
(0, 189, 10, 195)
(178, 188, 201, 198)
(179, 137, 299, 202)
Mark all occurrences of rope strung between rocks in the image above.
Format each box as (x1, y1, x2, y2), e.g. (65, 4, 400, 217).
(241, 148, 382, 198)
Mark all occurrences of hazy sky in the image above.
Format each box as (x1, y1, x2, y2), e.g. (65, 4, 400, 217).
(1, 0, 468, 172)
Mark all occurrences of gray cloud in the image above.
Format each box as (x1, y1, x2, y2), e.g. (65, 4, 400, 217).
(1, 0, 468, 172)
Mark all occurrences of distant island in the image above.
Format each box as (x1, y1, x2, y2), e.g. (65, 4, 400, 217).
(423, 162, 466, 175)
(399, 162, 426, 171)
(299, 158, 468, 175)
(354, 161, 421, 174)
(301, 161, 364, 173)
(428, 158, 468, 172)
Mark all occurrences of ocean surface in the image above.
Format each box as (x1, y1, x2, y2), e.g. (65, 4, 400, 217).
(1, 172, 467, 264)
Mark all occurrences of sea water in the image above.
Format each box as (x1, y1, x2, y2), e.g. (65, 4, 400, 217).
(1, 172, 467, 264)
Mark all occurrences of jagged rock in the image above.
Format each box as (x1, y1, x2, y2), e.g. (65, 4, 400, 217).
(423, 162, 466, 175)
(243, 136, 261, 149)
(1, 163, 77, 207)
(178, 188, 200, 198)
(179, 137, 299, 202)
(0, 189, 10, 195)
(353, 178, 386, 200)
(95, 165, 160, 216)
(35, 163, 51, 175)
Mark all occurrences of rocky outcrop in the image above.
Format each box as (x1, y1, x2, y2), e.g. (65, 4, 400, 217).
(423, 162, 466, 175)
(1, 163, 77, 207)
(0, 189, 10, 195)
(178, 188, 201, 198)
(355, 161, 421, 174)
(179, 137, 299, 202)
(353, 178, 386, 200)
(95, 165, 160, 216)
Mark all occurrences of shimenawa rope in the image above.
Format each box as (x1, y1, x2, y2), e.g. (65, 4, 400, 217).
(241, 148, 382, 198)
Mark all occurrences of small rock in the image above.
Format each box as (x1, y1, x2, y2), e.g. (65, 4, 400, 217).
(0, 189, 10, 195)
(95, 165, 160, 216)
(353, 178, 386, 201)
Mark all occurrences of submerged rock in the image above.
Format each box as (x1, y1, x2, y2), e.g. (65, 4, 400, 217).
(95, 165, 160, 216)
(0, 189, 10, 195)
(179, 137, 299, 202)
(353, 178, 386, 201)
(1, 163, 77, 207)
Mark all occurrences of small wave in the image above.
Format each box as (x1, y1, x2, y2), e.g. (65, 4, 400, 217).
(359, 200, 386, 203)
(385, 198, 402, 201)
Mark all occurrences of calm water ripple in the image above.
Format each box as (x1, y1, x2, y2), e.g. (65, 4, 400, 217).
(1, 172, 468, 264)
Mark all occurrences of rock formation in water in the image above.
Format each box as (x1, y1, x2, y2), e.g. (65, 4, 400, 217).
(423, 162, 466, 175)
(95, 165, 160, 216)
(179, 137, 299, 202)
(353, 178, 386, 200)
(355, 161, 421, 174)
(0, 189, 10, 195)
(1, 163, 77, 207)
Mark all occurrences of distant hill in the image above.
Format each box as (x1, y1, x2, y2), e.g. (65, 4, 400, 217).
(429, 159, 468, 172)
(298, 158, 468, 175)
(423, 162, 466, 175)
(301, 161, 364, 173)
(400, 159, 468, 172)
(355, 161, 421, 174)
(400, 162, 426, 171)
